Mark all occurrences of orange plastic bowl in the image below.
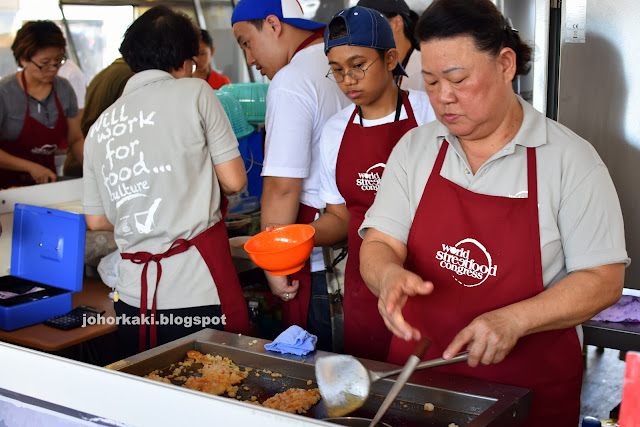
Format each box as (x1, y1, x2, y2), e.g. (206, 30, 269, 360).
(243, 224, 315, 276)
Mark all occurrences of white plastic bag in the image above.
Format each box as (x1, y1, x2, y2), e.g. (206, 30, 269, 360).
(97, 250, 121, 288)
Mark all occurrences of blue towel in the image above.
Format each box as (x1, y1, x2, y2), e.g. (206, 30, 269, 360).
(264, 325, 317, 356)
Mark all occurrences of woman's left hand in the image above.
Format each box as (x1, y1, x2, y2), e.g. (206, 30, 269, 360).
(443, 307, 525, 367)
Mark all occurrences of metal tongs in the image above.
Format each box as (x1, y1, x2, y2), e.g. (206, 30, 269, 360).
(315, 337, 469, 421)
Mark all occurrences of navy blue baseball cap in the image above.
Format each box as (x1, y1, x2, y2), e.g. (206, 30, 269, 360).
(231, 0, 325, 31)
(324, 6, 407, 77)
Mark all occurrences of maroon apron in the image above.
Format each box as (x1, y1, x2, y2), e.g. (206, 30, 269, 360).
(336, 90, 417, 361)
(0, 71, 67, 188)
(272, 27, 326, 329)
(122, 197, 250, 352)
(282, 204, 320, 329)
(389, 141, 583, 425)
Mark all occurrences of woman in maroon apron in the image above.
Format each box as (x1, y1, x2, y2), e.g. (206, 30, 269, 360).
(308, 6, 434, 360)
(359, 1, 627, 425)
(0, 20, 84, 189)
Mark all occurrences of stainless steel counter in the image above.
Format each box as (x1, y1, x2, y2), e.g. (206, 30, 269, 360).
(113, 329, 532, 426)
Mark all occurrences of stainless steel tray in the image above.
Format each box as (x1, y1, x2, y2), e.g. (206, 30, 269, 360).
(110, 329, 531, 426)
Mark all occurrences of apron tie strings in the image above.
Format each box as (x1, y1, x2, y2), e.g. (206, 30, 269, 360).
(121, 238, 191, 351)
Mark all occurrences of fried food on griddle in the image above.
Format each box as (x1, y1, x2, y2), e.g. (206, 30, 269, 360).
(182, 352, 248, 396)
(145, 371, 172, 384)
(261, 388, 321, 414)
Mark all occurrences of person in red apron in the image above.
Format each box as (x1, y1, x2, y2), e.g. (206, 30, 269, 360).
(358, 0, 628, 425)
(232, 0, 350, 350)
(0, 20, 84, 189)
(308, 6, 435, 361)
(83, 7, 250, 356)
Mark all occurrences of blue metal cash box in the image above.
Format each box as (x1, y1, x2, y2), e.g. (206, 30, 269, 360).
(0, 204, 86, 331)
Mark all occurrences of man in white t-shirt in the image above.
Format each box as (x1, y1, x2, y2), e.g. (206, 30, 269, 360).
(232, 0, 349, 350)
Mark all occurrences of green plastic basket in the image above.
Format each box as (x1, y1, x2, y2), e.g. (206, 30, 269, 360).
(219, 83, 269, 124)
(215, 90, 255, 139)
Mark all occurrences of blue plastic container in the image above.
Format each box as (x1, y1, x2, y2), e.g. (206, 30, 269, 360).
(237, 129, 264, 202)
(0, 204, 86, 331)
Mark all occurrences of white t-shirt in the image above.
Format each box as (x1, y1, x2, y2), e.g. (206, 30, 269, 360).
(262, 42, 350, 271)
(398, 49, 425, 92)
(319, 90, 436, 205)
(58, 60, 86, 109)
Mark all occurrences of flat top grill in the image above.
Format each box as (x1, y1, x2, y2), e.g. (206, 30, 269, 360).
(112, 329, 532, 426)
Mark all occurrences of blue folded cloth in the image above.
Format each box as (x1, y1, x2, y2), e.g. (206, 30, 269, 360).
(264, 325, 317, 356)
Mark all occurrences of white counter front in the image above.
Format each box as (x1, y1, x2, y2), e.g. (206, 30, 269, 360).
(0, 342, 330, 427)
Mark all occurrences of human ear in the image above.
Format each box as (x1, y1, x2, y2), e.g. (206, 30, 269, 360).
(497, 47, 517, 82)
(265, 14, 282, 36)
(389, 15, 404, 35)
(386, 49, 400, 72)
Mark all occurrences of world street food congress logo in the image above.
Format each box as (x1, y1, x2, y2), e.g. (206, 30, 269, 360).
(435, 238, 498, 287)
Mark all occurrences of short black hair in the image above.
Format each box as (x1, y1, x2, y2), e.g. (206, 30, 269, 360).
(119, 6, 199, 73)
(416, 0, 532, 76)
(11, 20, 66, 65)
(200, 29, 214, 49)
(248, 19, 264, 31)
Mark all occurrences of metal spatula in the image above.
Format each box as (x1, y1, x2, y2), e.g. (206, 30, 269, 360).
(315, 338, 469, 419)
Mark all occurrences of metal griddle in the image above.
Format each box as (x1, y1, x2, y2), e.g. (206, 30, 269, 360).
(110, 329, 532, 426)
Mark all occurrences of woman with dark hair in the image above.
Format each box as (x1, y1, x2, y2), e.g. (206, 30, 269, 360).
(83, 6, 250, 356)
(0, 20, 84, 188)
(357, 0, 423, 91)
(193, 29, 231, 90)
(359, 0, 628, 424)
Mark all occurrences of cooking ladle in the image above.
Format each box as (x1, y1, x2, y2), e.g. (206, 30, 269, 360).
(315, 339, 469, 419)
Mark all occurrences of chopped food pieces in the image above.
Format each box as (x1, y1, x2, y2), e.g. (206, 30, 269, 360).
(262, 388, 321, 414)
(143, 351, 321, 416)
(145, 372, 172, 384)
(424, 403, 435, 411)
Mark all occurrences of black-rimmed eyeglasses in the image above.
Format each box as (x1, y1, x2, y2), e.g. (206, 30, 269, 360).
(326, 57, 380, 83)
(29, 55, 67, 72)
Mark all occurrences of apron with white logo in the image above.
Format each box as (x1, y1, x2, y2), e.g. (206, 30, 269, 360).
(390, 141, 583, 425)
(337, 90, 417, 361)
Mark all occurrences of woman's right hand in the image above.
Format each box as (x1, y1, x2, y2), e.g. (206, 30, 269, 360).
(28, 162, 57, 184)
(265, 271, 300, 302)
(377, 265, 434, 341)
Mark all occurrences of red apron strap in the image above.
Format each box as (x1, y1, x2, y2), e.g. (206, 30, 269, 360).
(121, 239, 191, 352)
(189, 220, 251, 335)
(293, 28, 325, 57)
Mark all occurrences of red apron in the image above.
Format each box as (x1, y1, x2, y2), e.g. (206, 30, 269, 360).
(389, 141, 583, 425)
(121, 197, 250, 352)
(336, 90, 417, 361)
(269, 27, 326, 329)
(0, 71, 67, 188)
(282, 204, 320, 329)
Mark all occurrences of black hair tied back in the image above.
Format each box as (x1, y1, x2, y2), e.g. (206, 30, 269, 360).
(415, 0, 532, 77)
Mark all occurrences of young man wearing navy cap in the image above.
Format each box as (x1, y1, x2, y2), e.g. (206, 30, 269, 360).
(310, 6, 435, 361)
(231, 0, 349, 350)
